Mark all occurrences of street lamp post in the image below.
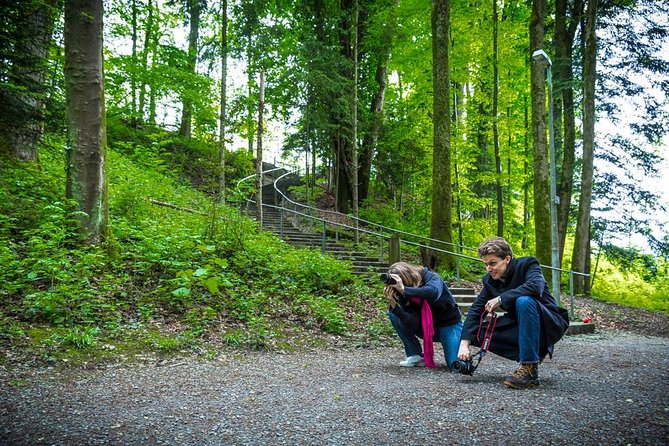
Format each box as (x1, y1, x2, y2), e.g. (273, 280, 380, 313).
(532, 49, 561, 304)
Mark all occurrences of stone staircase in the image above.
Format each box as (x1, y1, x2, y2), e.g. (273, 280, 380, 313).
(451, 287, 477, 316)
(450, 287, 593, 335)
(251, 191, 593, 335)
(258, 205, 389, 275)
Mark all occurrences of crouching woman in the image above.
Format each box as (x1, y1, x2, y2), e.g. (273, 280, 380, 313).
(385, 262, 463, 370)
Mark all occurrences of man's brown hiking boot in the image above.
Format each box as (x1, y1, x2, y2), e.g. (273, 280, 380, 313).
(503, 363, 539, 389)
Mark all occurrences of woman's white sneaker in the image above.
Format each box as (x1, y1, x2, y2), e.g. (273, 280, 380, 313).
(399, 355, 425, 367)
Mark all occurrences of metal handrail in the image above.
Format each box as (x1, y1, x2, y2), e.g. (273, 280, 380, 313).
(272, 170, 478, 253)
(237, 167, 590, 319)
(236, 166, 287, 190)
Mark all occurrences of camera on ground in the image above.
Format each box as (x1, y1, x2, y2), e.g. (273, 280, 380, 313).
(451, 359, 477, 375)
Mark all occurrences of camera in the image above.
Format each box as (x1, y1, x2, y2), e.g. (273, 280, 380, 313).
(451, 359, 477, 375)
(380, 273, 397, 285)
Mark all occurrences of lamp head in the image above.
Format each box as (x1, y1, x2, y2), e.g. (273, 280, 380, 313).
(532, 49, 552, 65)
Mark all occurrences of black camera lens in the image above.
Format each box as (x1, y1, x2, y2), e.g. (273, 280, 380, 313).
(451, 359, 476, 375)
(380, 273, 397, 285)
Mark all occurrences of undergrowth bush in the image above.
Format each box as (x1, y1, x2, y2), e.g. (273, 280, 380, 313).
(0, 136, 379, 360)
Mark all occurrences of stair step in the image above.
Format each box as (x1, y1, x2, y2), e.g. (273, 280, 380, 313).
(453, 295, 476, 303)
(450, 287, 476, 295)
(253, 205, 391, 278)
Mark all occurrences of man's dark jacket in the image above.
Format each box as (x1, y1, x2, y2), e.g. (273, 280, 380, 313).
(461, 256, 570, 361)
(390, 267, 462, 338)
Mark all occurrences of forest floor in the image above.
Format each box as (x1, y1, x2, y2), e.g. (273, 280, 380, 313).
(1, 297, 668, 445)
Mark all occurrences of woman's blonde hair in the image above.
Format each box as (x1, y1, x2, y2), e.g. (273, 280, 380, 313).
(388, 262, 423, 287)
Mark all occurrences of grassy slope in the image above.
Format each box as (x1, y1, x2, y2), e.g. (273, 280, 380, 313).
(0, 142, 391, 366)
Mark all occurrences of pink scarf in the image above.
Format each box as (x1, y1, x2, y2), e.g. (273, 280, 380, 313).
(410, 297, 436, 368)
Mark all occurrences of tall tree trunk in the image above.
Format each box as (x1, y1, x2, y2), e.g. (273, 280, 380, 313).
(335, 0, 354, 214)
(247, 46, 255, 154)
(572, 0, 598, 295)
(523, 95, 530, 250)
(255, 69, 265, 225)
(555, 0, 583, 264)
(358, 56, 388, 204)
(218, 0, 228, 202)
(358, 0, 398, 203)
(7, 0, 59, 161)
(149, 0, 160, 125)
(530, 0, 551, 271)
(492, 0, 503, 237)
(131, 0, 138, 123)
(430, 0, 454, 270)
(454, 85, 464, 253)
(64, 0, 109, 244)
(138, 0, 155, 123)
(335, 133, 352, 213)
(179, 0, 201, 139)
(351, 0, 359, 237)
(506, 106, 512, 206)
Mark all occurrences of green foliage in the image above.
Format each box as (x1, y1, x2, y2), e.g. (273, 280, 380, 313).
(592, 260, 669, 314)
(55, 326, 101, 349)
(0, 129, 381, 361)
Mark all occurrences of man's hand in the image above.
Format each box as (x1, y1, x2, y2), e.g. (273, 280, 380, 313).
(458, 340, 472, 361)
(485, 296, 502, 313)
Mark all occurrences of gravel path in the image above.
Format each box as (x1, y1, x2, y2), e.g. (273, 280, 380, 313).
(1, 330, 668, 446)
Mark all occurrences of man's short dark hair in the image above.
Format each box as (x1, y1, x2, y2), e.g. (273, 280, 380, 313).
(478, 237, 513, 259)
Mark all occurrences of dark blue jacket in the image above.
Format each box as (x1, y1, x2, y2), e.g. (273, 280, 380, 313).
(390, 268, 462, 336)
(462, 256, 570, 360)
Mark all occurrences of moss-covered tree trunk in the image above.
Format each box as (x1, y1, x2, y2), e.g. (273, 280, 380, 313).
(530, 0, 551, 271)
(7, 0, 59, 161)
(64, 0, 109, 244)
(430, 0, 454, 270)
(572, 0, 598, 295)
(555, 0, 583, 265)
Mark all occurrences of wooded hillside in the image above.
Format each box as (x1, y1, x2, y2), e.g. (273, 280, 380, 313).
(1, 0, 667, 358)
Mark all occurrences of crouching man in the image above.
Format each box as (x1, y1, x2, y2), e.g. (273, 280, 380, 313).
(457, 237, 570, 389)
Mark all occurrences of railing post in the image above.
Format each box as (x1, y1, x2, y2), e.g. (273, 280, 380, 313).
(555, 268, 561, 307)
(389, 236, 400, 264)
(280, 208, 284, 239)
(569, 271, 575, 321)
(322, 221, 327, 253)
(379, 235, 384, 261)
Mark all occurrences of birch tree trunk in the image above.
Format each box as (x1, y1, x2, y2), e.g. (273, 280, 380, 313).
(64, 0, 109, 244)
